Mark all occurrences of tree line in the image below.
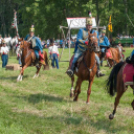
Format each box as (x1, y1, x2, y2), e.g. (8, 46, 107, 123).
(0, 0, 134, 39)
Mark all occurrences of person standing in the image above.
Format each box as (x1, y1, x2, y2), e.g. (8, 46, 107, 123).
(16, 42, 22, 65)
(0, 34, 3, 44)
(47, 39, 50, 48)
(48, 39, 59, 69)
(0, 40, 9, 68)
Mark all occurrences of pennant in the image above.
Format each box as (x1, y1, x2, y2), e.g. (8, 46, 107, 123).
(108, 15, 113, 32)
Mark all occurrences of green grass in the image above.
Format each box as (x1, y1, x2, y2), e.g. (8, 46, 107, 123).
(0, 48, 134, 134)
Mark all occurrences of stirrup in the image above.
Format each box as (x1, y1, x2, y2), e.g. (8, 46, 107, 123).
(66, 69, 74, 78)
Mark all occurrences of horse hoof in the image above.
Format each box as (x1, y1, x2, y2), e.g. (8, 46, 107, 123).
(109, 114, 114, 120)
(73, 98, 78, 102)
(70, 93, 74, 98)
(86, 102, 89, 105)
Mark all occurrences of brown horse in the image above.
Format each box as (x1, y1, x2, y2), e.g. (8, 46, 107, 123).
(106, 47, 122, 68)
(107, 61, 134, 120)
(17, 39, 49, 81)
(68, 32, 100, 103)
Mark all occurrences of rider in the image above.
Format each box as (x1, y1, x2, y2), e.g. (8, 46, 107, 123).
(24, 25, 45, 65)
(98, 29, 110, 66)
(67, 11, 105, 77)
(117, 43, 125, 61)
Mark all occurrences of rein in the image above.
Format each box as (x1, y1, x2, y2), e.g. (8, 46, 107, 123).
(82, 49, 96, 79)
(82, 35, 98, 78)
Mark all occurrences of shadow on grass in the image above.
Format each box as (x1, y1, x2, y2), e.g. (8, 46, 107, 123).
(0, 75, 29, 81)
(19, 93, 66, 104)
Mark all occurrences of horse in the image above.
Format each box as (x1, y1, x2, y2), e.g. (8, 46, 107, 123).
(67, 32, 100, 103)
(107, 61, 134, 120)
(17, 39, 49, 82)
(106, 47, 123, 68)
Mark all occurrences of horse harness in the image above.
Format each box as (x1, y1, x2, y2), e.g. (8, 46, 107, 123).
(82, 37, 97, 79)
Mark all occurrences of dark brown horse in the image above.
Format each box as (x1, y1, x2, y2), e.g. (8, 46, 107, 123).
(17, 39, 49, 81)
(107, 61, 134, 120)
(68, 32, 100, 103)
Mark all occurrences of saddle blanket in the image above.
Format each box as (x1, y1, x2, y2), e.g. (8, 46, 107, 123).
(106, 49, 113, 59)
(123, 63, 134, 85)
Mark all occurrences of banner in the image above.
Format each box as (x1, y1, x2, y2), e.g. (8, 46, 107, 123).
(11, 10, 19, 37)
(108, 15, 113, 32)
(67, 17, 96, 29)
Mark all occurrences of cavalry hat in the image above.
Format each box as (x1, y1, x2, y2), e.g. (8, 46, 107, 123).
(30, 25, 35, 32)
(102, 29, 106, 34)
(86, 11, 93, 25)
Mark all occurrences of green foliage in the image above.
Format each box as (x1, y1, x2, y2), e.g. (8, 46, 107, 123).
(0, 0, 134, 38)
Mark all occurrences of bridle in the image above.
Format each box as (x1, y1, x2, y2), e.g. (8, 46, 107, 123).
(87, 35, 98, 52)
(20, 40, 29, 50)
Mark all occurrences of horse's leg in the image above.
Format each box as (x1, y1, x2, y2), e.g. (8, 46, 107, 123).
(17, 64, 28, 82)
(109, 90, 124, 120)
(73, 78, 82, 101)
(86, 77, 95, 104)
(109, 75, 126, 120)
(70, 76, 75, 97)
(33, 64, 42, 78)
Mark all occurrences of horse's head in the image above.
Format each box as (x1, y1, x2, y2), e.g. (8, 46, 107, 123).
(20, 39, 31, 50)
(88, 32, 100, 52)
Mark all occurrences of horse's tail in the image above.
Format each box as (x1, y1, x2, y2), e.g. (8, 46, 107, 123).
(106, 61, 125, 96)
(44, 51, 49, 70)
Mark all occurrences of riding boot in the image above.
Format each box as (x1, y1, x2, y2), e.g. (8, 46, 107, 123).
(66, 63, 75, 78)
(96, 63, 105, 77)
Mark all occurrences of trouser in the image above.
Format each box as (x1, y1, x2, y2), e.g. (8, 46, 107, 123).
(71, 48, 83, 70)
(52, 53, 59, 69)
(2, 54, 8, 68)
(19, 57, 21, 65)
(95, 54, 100, 65)
(100, 48, 106, 64)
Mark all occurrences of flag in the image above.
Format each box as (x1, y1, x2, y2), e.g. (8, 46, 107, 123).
(108, 15, 113, 32)
(11, 10, 19, 37)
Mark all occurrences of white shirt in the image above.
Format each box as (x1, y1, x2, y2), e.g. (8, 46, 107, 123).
(0, 46, 9, 55)
(0, 37, 3, 44)
(49, 45, 59, 56)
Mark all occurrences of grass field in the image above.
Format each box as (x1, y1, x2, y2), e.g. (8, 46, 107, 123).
(0, 48, 134, 134)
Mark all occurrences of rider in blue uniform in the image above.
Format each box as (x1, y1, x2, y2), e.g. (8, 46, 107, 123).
(24, 25, 45, 65)
(98, 29, 110, 66)
(67, 11, 105, 77)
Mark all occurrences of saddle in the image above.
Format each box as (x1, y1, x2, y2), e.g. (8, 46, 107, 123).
(30, 50, 45, 66)
(69, 54, 84, 69)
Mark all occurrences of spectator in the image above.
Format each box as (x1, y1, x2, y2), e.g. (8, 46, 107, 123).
(48, 39, 59, 69)
(47, 39, 50, 47)
(0, 34, 3, 44)
(0, 40, 9, 68)
(16, 43, 22, 65)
